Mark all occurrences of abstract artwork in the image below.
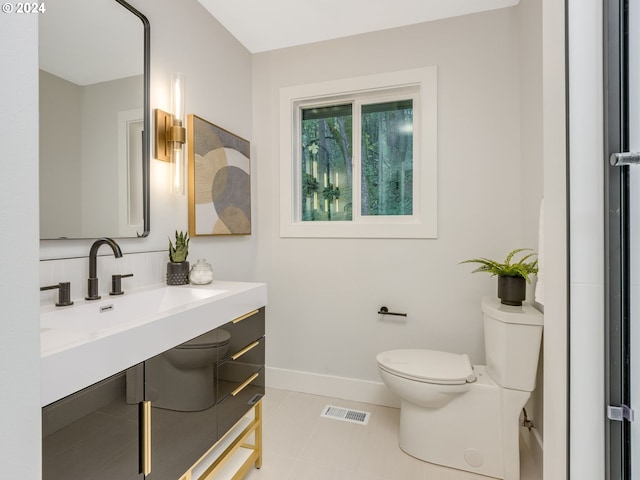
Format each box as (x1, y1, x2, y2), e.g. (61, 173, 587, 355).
(187, 115, 251, 235)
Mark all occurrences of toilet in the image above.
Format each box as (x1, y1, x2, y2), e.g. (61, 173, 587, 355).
(376, 296, 543, 480)
(145, 329, 231, 411)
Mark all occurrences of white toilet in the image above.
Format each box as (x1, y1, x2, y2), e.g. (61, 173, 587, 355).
(376, 296, 543, 480)
(145, 329, 231, 411)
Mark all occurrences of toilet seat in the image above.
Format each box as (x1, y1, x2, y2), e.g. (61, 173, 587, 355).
(177, 329, 231, 349)
(376, 349, 475, 385)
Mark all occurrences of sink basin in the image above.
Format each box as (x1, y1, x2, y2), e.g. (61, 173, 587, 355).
(41, 286, 227, 335)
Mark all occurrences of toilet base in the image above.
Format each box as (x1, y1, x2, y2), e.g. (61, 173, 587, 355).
(398, 366, 530, 480)
(145, 355, 215, 412)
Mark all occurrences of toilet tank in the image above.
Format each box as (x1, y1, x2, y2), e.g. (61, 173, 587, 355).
(481, 296, 543, 391)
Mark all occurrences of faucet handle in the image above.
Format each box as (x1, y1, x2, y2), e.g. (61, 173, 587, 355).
(40, 282, 74, 307)
(110, 273, 133, 296)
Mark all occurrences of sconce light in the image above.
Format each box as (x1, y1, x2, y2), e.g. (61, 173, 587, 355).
(155, 73, 186, 195)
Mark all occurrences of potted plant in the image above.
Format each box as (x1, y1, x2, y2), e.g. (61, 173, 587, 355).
(167, 230, 190, 285)
(460, 248, 538, 306)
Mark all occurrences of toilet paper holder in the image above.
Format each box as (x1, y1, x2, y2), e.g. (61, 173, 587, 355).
(378, 306, 407, 317)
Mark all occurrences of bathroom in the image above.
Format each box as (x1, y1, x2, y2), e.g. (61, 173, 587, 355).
(2, 0, 609, 478)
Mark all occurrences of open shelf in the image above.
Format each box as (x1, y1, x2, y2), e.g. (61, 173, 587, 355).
(180, 400, 263, 480)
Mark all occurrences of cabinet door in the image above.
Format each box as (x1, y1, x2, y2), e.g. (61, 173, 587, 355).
(42, 368, 144, 480)
(143, 340, 218, 480)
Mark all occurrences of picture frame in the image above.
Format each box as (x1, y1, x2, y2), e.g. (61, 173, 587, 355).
(187, 114, 251, 236)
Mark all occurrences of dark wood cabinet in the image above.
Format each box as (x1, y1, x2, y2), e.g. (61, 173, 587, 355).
(42, 369, 144, 480)
(42, 307, 266, 480)
(216, 308, 265, 440)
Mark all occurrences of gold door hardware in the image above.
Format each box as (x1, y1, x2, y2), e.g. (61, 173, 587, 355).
(231, 341, 260, 361)
(139, 401, 151, 475)
(231, 372, 260, 397)
(232, 309, 259, 324)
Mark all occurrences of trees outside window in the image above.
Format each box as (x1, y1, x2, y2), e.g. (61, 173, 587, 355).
(300, 99, 414, 222)
(279, 67, 437, 239)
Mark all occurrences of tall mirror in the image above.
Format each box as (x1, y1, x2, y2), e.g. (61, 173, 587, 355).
(39, 0, 150, 239)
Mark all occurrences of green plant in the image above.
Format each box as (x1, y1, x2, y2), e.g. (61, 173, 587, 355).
(460, 248, 539, 283)
(169, 230, 189, 263)
(303, 173, 319, 197)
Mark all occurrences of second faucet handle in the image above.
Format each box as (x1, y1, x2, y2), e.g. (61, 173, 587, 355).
(110, 273, 133, 296)
(40, 282, 73, 307)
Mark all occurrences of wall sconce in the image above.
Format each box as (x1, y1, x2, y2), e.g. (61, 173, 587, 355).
(155, 73, 186, 195)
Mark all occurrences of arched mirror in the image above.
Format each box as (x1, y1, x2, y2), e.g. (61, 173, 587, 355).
(39, 0, 150, 239)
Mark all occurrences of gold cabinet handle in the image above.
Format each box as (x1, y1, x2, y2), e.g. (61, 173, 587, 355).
(231, 340, 260, 360)
(139, 401, 151, 475)
(231, 372, 260, 397)
(232, 309, 259, 324)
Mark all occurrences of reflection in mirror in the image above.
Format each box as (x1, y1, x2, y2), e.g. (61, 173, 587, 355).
(39, 0, 150, 239)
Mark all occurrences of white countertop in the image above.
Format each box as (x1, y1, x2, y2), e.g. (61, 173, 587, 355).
(41, 281, 267, 407)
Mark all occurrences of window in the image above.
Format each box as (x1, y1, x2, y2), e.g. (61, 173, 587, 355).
(301, 103, 353, 221)
(280, 67, 437, 238)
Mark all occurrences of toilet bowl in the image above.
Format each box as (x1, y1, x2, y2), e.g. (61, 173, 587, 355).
(377, 349, 474, 408)
(145, 329, 231, 412)
(377, 297, 543, 480)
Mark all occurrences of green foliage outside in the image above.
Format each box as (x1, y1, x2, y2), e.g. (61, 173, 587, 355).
(300, 100, 413, 221)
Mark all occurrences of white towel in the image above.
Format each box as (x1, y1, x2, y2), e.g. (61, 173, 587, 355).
(535, 197, 545, 305)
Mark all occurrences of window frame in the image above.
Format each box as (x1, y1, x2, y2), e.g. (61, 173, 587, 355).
(279, 67, 438, 239)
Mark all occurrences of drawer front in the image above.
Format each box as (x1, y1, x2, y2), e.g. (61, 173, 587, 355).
(217, 366, 265, 436)
(216, 337, 265, 402)
(218, 307, 265, 362)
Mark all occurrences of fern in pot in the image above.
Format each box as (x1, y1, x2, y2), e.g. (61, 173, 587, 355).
(167, 230, 190, 285)
(460, 248, 538, 306)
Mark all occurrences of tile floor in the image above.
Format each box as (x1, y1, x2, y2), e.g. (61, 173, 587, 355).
(245, 388, 541, 480)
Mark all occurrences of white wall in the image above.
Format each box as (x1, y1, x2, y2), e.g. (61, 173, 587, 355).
(80, 76, 142, 236)
(39, 0, 257, 290)
(0, 12, 42, 479)
(40, 72, 143, 238)
(517, 0, 544, 449)
(568, 0, 605, 478)
(541, 0, 568, 478)
(518, 0, 544, 274)
(39, 71, 82, 237)
(253, 7, 542, 405)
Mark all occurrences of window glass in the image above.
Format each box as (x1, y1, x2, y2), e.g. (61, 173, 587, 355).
(301, 104, 353, 221)
(361, 100, 413, 216)
(279, 67, 437, 238)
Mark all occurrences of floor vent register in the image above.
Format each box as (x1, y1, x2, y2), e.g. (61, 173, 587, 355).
(320, 405, 371, 425)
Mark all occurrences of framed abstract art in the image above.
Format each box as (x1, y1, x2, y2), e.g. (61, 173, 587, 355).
(187, 115, 251, 235)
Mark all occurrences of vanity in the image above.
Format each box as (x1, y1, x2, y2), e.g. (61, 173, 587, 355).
(41, 281, 267, 480)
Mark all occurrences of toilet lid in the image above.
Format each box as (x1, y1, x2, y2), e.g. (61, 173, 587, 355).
(177, 329, 231, 349)
(376, 349, 475, 385)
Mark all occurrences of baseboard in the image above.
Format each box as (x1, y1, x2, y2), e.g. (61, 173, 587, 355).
(520, 425, 543, 476)
(265, 366, 400, 408)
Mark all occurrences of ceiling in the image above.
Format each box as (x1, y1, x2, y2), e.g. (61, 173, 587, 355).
(197, 0, 519, 53)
